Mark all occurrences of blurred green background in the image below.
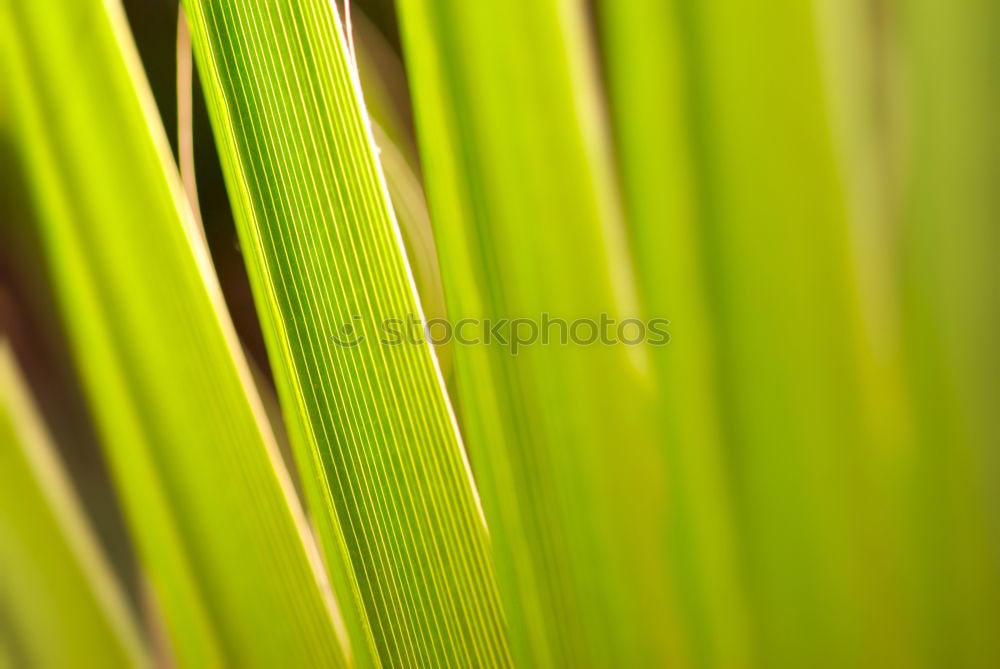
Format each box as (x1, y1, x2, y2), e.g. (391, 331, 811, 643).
(1, 0, 997, 666)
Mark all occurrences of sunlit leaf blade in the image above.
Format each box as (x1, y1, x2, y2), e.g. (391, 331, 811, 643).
(348, 16, 451, 375)
(397, 1, 681, 665)
(0, 1, 345, 665)
(0, 342, 148, 669)
(181, 1, 511, 665)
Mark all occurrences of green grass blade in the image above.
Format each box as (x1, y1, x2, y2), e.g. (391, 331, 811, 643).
(181, 1, 510, 665)
(348, 16, 451, 376)
(396, 1, 681, 665)
(0, 1, 345, 665)
(0, 342, 148, 669)
(371, 120, 451, 380)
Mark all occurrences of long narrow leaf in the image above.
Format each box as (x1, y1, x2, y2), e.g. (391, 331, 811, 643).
(181, 1, 510, 666)
(0, 342, 147, 669)
(397, 1, 680, 665)
(0, 1, 345, 665)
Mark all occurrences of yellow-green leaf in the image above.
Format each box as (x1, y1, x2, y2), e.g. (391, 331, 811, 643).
(0, 1, 345, 665)
(397, 1, 679, 665)
(182, 1, 511, 665)
(0, 341, 148, 669)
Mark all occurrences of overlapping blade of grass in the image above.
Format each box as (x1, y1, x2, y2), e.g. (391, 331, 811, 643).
(596, 2, 750, 666)
(181, 1, 510, 666)
(346, 12, 451, 376)
(397, 1, 679, 666)
(0, 342, 147, 669)
(0, 1, 345, 665)
(371, 121, 452, 379)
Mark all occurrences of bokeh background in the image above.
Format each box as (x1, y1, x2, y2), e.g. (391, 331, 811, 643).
(2, 0, 998, 666)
